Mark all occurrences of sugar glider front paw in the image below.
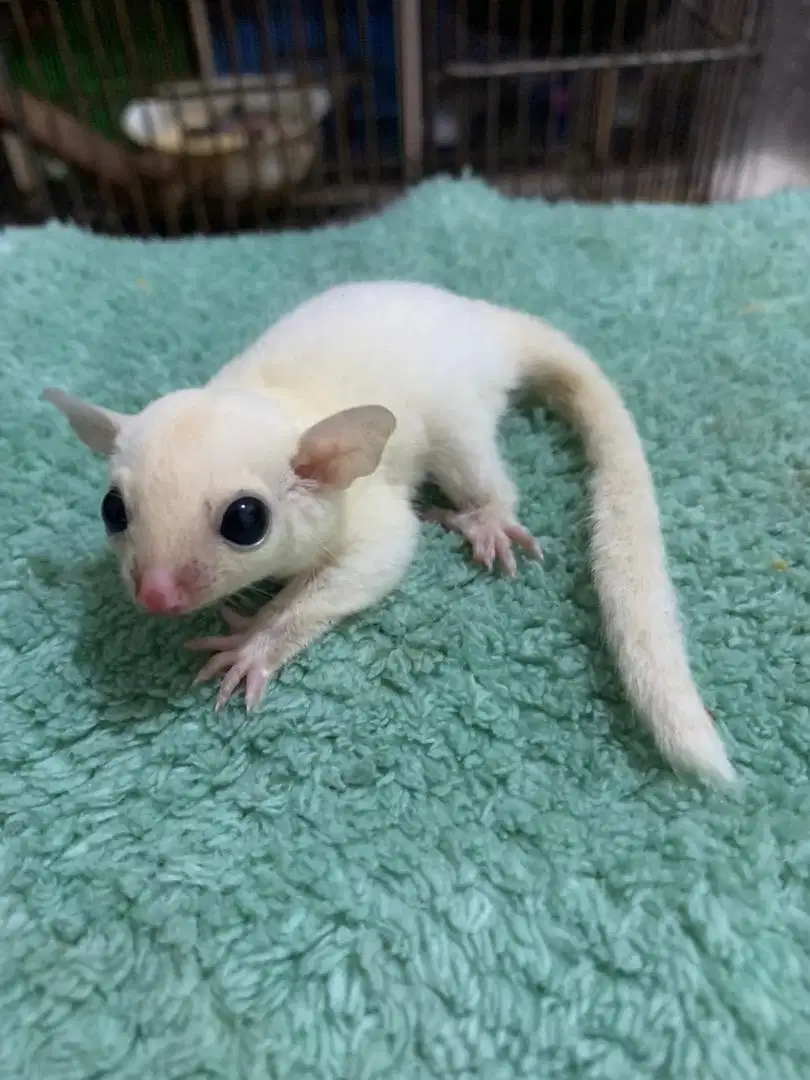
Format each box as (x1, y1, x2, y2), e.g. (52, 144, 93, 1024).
(424, 506, 543, 576)
(186, 606, 278, 710)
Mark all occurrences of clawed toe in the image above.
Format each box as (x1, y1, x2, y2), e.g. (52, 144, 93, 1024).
(186, 606, 271, 709)
(504, 524, 543, 563)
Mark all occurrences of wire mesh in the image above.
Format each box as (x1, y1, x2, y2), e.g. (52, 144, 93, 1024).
(0, 0, 768, 235)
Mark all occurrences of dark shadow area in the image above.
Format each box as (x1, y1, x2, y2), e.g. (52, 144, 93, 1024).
(68, 553, 220, 727)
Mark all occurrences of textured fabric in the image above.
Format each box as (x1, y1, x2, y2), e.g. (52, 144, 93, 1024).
(2, 179, 810, 1080)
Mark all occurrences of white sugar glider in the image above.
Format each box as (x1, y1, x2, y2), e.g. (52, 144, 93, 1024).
(44, 280, 734, 785)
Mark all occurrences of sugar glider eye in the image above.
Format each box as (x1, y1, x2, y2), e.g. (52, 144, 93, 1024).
(101, 487, 128, 534)
(219, 496, 270, 549)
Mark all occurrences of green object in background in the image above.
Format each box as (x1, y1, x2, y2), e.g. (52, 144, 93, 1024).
(2, 177, 810, 1078)
(5, 0, 194, 140)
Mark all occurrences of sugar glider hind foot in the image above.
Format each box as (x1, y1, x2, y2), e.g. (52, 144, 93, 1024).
(424, 505, 543, 575)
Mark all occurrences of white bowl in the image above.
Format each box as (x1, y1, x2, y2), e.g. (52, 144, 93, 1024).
(121, 74, 332, 196)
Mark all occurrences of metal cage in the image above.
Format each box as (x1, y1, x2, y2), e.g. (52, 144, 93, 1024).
(0, 1, 768, 235)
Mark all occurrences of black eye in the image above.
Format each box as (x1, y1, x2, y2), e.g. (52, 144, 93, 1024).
(219, 496, 270, 548)
(101, 487, 128, 534)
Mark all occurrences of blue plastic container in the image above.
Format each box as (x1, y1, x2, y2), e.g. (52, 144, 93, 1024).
(205, 1, 572, 160)
(207, 0, 400, 153)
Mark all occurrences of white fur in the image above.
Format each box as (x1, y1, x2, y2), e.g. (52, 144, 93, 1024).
(44, 281, 734, 784)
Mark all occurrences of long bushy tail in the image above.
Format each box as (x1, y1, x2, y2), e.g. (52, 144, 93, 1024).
(502, 309, 735, 785)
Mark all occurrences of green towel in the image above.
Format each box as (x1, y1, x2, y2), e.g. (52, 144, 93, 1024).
(2, 178, 809, 1079)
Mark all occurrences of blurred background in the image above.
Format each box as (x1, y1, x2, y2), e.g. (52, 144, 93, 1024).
(0, 1, 803, 236)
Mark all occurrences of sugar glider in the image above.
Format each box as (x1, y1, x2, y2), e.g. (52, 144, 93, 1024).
(44, 281, 734, 784)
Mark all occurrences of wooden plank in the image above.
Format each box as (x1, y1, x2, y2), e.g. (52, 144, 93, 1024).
(186, 0, 217, 80)
(0, 86, 180, 188)
(396, 0, 423, 180)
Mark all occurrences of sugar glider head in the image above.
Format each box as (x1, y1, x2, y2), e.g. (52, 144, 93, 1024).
(43, 386, 395, 615)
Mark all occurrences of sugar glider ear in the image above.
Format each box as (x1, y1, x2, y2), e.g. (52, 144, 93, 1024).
(292, 405, 396, 489)
(42, 387, 130, 457)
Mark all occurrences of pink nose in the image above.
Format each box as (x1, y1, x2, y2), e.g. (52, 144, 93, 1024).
(135, 568, 191, 615)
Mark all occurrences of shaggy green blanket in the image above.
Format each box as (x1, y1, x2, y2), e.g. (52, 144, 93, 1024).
(2, 179, 809, 1079)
